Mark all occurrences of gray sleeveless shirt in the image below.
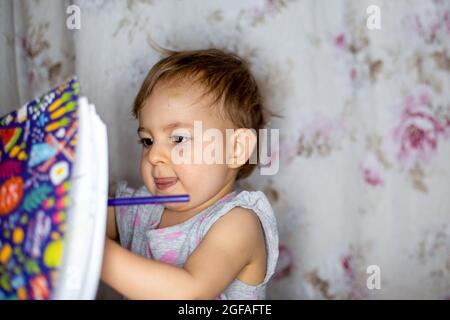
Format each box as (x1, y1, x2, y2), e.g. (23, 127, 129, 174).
(114, 181, 279, 300)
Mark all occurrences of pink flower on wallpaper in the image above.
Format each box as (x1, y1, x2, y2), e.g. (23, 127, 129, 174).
(350, 68, 357, 82)
(413, 15, 440, 39)
(403, 9, 450, 42)
(273, 243, 293, 281)
(392, 91, 450, 169)
(279, 137, 297, 164)
(342, 255, 354, 279)
(301, 113, 346, 144)
(334, 33, 347, 50)
(445, 11, 450, 33)
(250, 0, 280, 21)
(341, 254, 365, 299)
(360, 152, 384, 187)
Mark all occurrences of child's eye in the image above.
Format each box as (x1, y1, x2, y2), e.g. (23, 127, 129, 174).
(170, 135, 191, 144)
(138, 138, 153, 148)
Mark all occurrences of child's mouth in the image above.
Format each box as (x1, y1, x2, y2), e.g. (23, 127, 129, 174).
(154, 177, 178, 190)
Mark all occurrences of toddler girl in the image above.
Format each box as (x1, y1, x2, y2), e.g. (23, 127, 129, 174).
(101, 48, 279, 300)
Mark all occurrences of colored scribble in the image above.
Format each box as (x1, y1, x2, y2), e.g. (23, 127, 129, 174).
(0, 77, 79, 299)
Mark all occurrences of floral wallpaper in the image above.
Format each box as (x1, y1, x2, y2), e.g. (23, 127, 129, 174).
(1, 0, 450, 299)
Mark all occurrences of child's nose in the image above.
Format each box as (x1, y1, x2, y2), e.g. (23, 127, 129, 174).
(147, 142, 170, 165)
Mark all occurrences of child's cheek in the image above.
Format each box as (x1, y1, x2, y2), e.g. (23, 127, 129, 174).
(140, 159, 154, 193)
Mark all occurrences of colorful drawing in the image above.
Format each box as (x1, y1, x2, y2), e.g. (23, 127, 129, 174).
(0, 77, 79, 300)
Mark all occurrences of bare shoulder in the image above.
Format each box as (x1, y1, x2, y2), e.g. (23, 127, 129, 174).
(224, 207, 263, 234)
(205, 206, 265, 262)
(216, 206, 263, 234)
(184, 206, 267, 297)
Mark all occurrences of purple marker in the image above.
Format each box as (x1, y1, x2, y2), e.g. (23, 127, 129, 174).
(108, 194, 190, 206)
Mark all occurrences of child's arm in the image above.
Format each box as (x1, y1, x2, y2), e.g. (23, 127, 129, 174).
(100, 206, 263, 299)
(106, 206, 118, 240)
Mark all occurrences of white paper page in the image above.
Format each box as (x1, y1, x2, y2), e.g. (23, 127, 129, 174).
(53, 97, 108, 300)
(80, 103, 108, 299)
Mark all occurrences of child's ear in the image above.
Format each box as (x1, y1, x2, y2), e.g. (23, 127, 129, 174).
(227, 128, 257, 169)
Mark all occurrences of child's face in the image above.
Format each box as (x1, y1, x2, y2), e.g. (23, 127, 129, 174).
(137, 80, 237, 211)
